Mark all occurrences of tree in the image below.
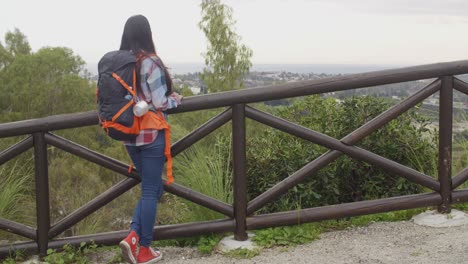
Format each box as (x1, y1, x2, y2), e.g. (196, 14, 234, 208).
(199, 0, 253, 93)
(0, 29, 94, 121)
(0, 28, 31, 69)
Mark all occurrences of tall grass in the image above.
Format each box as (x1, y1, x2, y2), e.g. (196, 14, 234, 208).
(405, 129, 439, 179)
(0, 160, 33, 221)
(173, 135, 233, 222)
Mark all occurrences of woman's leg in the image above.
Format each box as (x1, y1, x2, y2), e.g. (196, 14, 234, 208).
(137, 131, 165, 247)
(121, 144, 146, 264)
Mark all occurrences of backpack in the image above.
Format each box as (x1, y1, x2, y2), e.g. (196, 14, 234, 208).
(97, 50, 139, 140)
(96, 50, 174, 184)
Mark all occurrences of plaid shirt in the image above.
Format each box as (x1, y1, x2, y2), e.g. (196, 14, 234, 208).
(124, 56, 181, 146)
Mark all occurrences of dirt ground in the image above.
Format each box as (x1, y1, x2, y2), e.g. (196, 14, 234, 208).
(86, 220, 468, 264)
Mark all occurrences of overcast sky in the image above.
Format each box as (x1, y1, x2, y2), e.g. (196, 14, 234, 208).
(1, 0, 467, 66)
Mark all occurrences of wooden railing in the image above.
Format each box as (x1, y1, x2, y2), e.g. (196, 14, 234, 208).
(1, 60, 468, 257)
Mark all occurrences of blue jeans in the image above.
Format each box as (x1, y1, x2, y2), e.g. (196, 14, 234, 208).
(125, 130, 165, 247)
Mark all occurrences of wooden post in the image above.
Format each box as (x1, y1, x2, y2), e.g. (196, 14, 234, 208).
(232, 104, 248, 241)
(33, 132, 50, 257)
(438, 76, 453, 213)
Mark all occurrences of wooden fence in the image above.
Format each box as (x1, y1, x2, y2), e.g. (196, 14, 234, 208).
(1, 60, 468, 257)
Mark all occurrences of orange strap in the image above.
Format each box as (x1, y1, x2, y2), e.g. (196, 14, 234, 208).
(112, 99, 134, 122)
(101, 116, 140, 135)
(152, 111, 173, 185)
(112, 72, 136, 97)
(153, 111, 173, 185)
(164, 126, 173, 185)
(128, 160, 134, 174)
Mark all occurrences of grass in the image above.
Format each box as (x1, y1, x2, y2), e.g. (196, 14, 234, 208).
(0, 159, 33, 221)
(172, 135, 233, 222)
(254, 223, 322, 248)
(223, 248, 261, 259)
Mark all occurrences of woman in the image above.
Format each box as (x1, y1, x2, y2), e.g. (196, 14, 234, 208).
(118, 15, 182, 264)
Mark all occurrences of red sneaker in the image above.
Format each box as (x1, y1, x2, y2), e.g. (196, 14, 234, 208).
(137, 246, 162, 264)
(119, 230, 139, 264)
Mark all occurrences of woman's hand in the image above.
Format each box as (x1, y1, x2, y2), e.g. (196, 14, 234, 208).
(170, 92, 183, 104)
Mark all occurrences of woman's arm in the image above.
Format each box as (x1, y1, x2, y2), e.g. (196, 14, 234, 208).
(140, 58, 182, 110)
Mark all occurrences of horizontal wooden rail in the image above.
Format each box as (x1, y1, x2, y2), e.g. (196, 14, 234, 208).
(1, 61, 467, 137)
(452, 189, 468, 203)
(247, 192, 441, 230)
(170, 60, 468, 113)
(0, 111, 97, 139)
(0, 219, 235, 257)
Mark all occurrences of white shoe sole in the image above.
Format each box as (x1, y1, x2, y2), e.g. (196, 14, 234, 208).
(119, 240, 137, 264)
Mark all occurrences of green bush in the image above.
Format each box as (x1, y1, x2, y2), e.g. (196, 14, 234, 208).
(246, 95, 437, 213)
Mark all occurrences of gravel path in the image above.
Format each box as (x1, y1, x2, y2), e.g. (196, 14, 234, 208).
(88, 220, 468, 264)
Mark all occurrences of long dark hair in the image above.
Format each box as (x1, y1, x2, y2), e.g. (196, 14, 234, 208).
(120, 15, 173, 96)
